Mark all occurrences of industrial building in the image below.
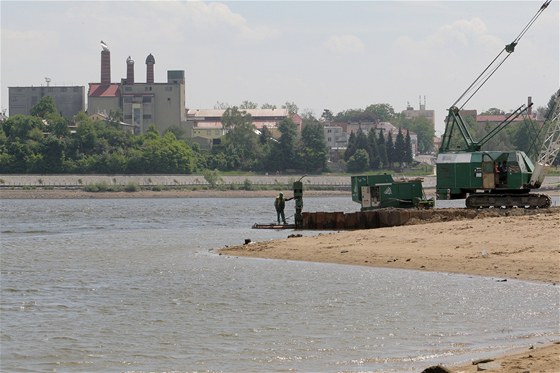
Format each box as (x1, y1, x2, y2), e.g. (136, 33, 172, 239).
(8, 83, 85, 120)
(87, 42, 186, 134)
(401, 96, 435, 130)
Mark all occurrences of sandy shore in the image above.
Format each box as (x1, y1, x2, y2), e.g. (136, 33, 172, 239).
(220, 209, 560, 372)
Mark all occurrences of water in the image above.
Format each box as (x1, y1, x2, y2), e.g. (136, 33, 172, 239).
(1, 197, 558, 372)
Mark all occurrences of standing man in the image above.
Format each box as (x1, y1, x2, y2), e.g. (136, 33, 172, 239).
(499, 160, 508, 186)
(274, 192, 293, 225)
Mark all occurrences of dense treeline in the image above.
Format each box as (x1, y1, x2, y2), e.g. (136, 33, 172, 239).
(0, 98, 330, 174)
(343, 127, 414, 173)
(2, 91, 555, 175)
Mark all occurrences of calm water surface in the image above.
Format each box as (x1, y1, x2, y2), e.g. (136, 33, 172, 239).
(1, 197, 558, 372)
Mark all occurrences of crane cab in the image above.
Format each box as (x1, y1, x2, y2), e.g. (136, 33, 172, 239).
(435, 150, 534, 200)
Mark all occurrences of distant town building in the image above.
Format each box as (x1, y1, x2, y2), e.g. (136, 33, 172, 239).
(185, 108, 303, 149)
(323, 125, 347, 149)
(446, 97, 540, 127)
(87, 43, 186, 134)
(8, 84, 85, 120)
(325, 121, 419, 155)
(401, 96, 435, 131)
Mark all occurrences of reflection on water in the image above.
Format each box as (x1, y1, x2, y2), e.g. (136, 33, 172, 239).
(1, 197, 558, 372)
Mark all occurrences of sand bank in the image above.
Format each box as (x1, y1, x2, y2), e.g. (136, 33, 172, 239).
(220, 208, 560, 372)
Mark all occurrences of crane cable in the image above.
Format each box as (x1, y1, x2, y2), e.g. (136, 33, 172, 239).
(452, 0, 552, 109)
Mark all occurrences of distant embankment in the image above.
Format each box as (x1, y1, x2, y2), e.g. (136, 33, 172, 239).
(0, 174, 355, 190)
(0, 174, 558, 193)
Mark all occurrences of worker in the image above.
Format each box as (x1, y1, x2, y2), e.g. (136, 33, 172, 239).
(499, 160, 508, 185)
(493, 161, 500, 186)
(274, 192, 293, 225)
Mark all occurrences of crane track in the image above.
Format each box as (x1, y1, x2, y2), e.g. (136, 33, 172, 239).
(466, 193, 551, 209)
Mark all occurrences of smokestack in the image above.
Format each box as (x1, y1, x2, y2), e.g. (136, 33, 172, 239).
(146, 53, 155, 84)
(126, 56, 135, 84)
(527, 96, 533, 116)
(100, 41, 111, 85)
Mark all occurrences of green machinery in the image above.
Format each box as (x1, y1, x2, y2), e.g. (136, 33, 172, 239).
(436, 0, 555, 209)
(351, 174, 434, 211)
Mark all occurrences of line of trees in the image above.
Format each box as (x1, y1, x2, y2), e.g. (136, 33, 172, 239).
(3, 91, 554, 175)
(344, 127, 413, 173)
(201, 107, 328, 173)
(0, 97, 328, 174)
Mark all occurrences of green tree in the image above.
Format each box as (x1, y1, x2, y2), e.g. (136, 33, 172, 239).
(346, 149, 370, 173)
(214, 101, 230, 109)
(512, 121, 534, 154)
(0, 115, 45, 173)
(139, 130, 196, 173)
(40, 135, 66, 172)
(267, 117, 298, 172)
(480, 108, 505, 115)
(335, 103, 397, 123)
(240, 100, 258, 109)
(404, 129, 413, 164)
(165, 125, 187, 140)
(282, 101, 299, 116)
(321, 109, 334, 122)
(364, 103, 397, 122)
(261, 103, 277, 110)
(259, 126, 273, 145)
(399, 116, 434, 154)
(377, 129, 389, 168)
(2, 114, 45, 141)
(386, 132, 395, 168)
(30, 96, 57, 118)
(344, 131, 357, 161)
(344, 128, 370, 163)
(394, 128, 405, 167)
(355, 128, 370, 154)
(48, 116, 70, 138)
(367, 128, 381, 169)
(297, 119, 327, 172)
(220, 107, 261, 170)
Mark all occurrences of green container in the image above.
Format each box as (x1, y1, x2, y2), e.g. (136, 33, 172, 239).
(351, 174, 429, 210)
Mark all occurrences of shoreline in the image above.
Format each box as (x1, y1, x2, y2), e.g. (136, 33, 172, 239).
(220, 209, 560, 372)
(1, 187, 558, 200)
(221, 208, 560, 283)
(0, 188, 350, 199)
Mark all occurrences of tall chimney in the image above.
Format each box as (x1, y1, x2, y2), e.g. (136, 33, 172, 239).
(527, 96, 533, 117)
(146, 53, 155, 84)
(100, 43, 111, 85)
(126, 56, 135, 84)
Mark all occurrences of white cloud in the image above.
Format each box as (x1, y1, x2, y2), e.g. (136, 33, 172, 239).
(395, 17, 503, 57)
(174, 1, 279, 44)
(323, 34, 365, 55)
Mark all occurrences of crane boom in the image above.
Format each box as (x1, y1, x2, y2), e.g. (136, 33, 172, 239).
(436, 0, 555, 208)
(528, 94, 560, 188)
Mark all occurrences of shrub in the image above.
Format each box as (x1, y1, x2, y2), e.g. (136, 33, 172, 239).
(124, 182, 139, 192)
(202, 169, 222, 189)
(243, 178, 253, 191)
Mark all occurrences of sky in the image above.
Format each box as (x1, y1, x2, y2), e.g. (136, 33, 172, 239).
(1, 0, 558, 134)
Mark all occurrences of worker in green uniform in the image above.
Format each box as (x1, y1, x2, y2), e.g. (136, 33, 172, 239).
(274, 192, 293, 224)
